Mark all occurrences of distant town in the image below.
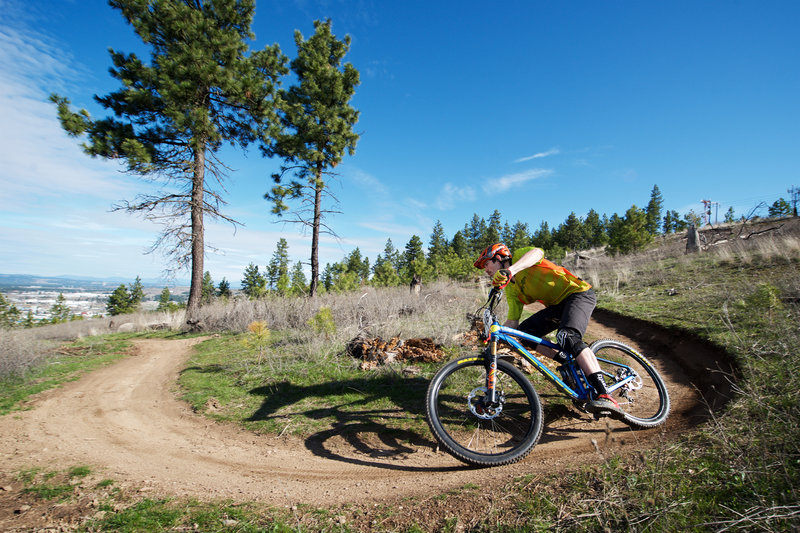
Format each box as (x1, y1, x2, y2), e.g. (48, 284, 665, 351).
(0, 274, 190, 321)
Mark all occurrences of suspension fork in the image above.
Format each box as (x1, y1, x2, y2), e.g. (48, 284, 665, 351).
(484, 339, 499, 404)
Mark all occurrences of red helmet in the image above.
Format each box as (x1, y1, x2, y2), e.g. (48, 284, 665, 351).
(474, 243, 511, 268)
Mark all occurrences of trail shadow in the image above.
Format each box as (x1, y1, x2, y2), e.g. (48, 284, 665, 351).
(245, 375, 604, 471)
(247, 376, 470, 472)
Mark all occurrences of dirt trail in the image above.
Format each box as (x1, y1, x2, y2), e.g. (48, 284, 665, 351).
(0, 316, 730, 510)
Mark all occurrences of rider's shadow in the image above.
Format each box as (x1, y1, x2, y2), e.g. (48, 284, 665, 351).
(246, 376, 468, 471)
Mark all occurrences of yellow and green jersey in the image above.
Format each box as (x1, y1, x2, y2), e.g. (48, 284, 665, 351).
(506, 246, 592, 321)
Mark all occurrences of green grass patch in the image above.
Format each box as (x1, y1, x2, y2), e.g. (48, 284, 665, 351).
(178, 333, 446, 440)
(85, 496, 322, 532)
(19, 465, 92, 502)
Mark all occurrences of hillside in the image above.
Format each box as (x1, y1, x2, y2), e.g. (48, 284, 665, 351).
(0, 219, 798, 531)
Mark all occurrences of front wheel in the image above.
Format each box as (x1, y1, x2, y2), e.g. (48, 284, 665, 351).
(590, 339, 670, 428)
(426, 355, 543, 467)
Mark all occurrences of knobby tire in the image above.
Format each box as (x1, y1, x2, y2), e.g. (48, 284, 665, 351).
(590, 339, 670, 428)
(426, 355, 544, 467)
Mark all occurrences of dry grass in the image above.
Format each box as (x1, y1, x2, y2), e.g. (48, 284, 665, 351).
(1, 280, 482, 379)
(0, 330, 52, 378)
(576, 218, 800, 294)
(0, 312, 184, 379)
(193, 279, 482, 362)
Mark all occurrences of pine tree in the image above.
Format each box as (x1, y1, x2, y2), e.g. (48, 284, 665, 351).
(157, 287, 174, 312)
(607, 205, 652, 255)
(288, 262, 308, 296)
(51, 0, 287, 324)
(217, 278, 232, 299)
(201, 271, 215, 304)
(428, 220, 449, 265)
(485, 210, 503, 246)
(465, 214, 488, 254)
(506, 221, 531, 252)
(663, 209, 687, 233)
(345, 248, 369, 285)
(128, 276, 145, 310)
(450, 231, 469, 258)
(264, 19, 360, 297)
(662, 210, 676, 234)
(382, 239, 401, 270)
(49, 293, 72, 323)
(241, 263, 266, 299)
(0, 291, 21, 328)
(584, 209, 608, 248)
(267, 238, 290, 293)
(684, 210, 702, 228)
(321, 263, 335, 293)
(532, 221, 554, 251)
(371, 254, 400, 287)
(399, 235, 427, 283)
(645, 185, 664, 235)
(107, 284, 133, 316)
(555, 212, 587, 251)
(768, 198, 792, 217)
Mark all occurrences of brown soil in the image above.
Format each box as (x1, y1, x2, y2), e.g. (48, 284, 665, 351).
(0, 313, 735, 531)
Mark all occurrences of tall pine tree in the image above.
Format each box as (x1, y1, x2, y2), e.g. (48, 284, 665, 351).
(645, 184, 664, 235)
(51, 0, 286, 325)
(264, 19, 360, 297)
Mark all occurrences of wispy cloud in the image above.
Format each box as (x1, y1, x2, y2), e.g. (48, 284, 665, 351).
(345, 166, 388, 196)
(435, 183, 476, 210)
(483, 169, 552, 195)
(0, 17, 132, 207)
(514, 148, 560, 163)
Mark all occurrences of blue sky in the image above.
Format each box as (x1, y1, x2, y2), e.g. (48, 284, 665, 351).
(1, 0, 798, 286)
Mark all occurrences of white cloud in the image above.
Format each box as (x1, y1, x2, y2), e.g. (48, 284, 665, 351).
(344, 166, 388, 196)
(435, 183, 475, 210)
(483, 169, 552, 195)
(514, 148, 560, 163)
(0, 19, 133, 208)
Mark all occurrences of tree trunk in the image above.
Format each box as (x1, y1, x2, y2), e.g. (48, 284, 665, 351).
(186, 144, 206, 325)
(309, 171, 323, 297)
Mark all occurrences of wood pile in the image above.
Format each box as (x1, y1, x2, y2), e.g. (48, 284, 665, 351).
(346, 334, 446, 370)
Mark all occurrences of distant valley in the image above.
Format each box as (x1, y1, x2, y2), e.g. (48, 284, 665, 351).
(0, 273, 189, 320)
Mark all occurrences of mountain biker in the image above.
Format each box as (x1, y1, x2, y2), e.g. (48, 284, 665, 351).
(474, 243, 622, 416)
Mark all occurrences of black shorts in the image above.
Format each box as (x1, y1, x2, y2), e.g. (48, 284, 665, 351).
(516, 288, 596, 340)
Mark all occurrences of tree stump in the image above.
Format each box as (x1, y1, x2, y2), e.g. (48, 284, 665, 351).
(686, 224, 701, 253)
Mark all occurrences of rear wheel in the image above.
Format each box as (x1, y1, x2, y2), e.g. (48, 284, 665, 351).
(590, 339, 670, 428)
(426, 355, 543, 467)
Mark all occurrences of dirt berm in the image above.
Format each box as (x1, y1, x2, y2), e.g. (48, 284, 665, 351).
(0, 312, 735, 529)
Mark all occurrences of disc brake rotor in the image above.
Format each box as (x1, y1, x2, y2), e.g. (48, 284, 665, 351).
(468, 386, 503, 420)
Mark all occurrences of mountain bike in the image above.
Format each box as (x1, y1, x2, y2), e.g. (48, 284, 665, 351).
(425, 288, 670, 467)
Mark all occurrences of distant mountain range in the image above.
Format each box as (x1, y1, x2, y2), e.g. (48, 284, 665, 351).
(0, 273, 190, 290)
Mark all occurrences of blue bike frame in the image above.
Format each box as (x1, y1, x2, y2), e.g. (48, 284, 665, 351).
(481, 291, 638, 403)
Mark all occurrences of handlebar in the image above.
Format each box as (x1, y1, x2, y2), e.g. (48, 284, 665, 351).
(486, 287, 503, 311)
(478, 288, 504, 341)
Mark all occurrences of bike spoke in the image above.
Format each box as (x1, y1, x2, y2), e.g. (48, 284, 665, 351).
(430, 360, 541, 460)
